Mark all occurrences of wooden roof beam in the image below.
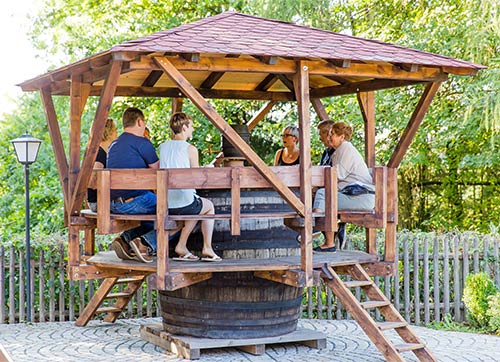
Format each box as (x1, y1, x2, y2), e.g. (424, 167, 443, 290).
(388, 81, 443, 168)
(255, 55, 278, 65)
(153, 56, 305, 216)
(200, 55, 240, 89)
(277, 74, 295, 92)
(311, 78, 429, 98)
(396, 63, 419, 72)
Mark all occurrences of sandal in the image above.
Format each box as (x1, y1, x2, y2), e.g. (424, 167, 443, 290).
(201, 254, 222, 262)
(173, 252, 200, 262)
(129, 237, 153, 263)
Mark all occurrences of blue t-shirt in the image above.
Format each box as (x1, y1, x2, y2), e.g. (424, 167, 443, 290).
(107, 132, 159, 199)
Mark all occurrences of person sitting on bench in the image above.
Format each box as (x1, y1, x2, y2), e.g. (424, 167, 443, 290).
(107, 107, 159, 263)
(313, 121, 374, 252)
(158, 112, 221, 262)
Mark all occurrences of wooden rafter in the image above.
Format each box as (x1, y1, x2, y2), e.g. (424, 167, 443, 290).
(388, 81, 442, 168)
(69, 60, 123, 215)
(200, 55, 240, 89)
(277, 74, 295, 92)
(153, 56, 305, 215)
(142, 70, 164, 87)
(311, 78, 430, 98)
(254, 74, 278, 91)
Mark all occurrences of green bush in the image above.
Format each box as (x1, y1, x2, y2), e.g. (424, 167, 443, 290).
(487, 292, 500, 335)
(463, 272, 498, 327)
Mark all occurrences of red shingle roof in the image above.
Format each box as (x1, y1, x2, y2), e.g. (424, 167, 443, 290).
(111, 11, 483, 71)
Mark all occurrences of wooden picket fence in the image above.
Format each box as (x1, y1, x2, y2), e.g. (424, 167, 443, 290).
(0, 231, 499, 325)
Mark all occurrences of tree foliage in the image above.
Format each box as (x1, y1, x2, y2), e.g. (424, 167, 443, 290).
(0, 0, 498, 240)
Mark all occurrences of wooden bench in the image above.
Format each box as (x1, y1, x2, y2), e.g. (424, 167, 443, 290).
(85, 166, 337, 238)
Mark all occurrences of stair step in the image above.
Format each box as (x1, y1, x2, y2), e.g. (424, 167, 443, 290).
(116, 277, 143, 284)
(344, 280, 373, 288)
(96, 306, 122, 314)
(105, 292, 132, 299)
(376, 321, 408, 330)
(394, 343, 425, 352)
(360, 300, 390, 309)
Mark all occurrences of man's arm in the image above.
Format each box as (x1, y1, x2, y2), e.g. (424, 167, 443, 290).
(148, 160, 160, 169)
(188, 144, 199, 167)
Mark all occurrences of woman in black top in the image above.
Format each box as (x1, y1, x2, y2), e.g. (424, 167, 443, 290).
(86, 118, 117, 212)
(273, 125, 300, 166)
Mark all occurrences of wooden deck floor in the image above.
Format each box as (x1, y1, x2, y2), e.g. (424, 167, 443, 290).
(86, 250, 379, 273)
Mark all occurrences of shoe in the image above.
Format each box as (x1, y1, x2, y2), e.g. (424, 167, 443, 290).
(313, 246, 337, 253)
(201, 254, 222, 262)
(296, 230, 322, 243)
(129, 237, 154, 263)
(111, 236, 134, 260)
(173, 252, 200, 262)
(336, 223, 346, 250)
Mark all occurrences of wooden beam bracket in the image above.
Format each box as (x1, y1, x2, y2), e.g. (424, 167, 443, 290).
(164, 272, 213, 291)
(254, 269, 321, 287)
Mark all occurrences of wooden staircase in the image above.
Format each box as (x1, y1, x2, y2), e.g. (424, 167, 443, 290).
(320, 263, 436, 362)
(75, 275, 148, 327)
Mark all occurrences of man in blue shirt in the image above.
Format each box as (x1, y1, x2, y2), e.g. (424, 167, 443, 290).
(107, 107, 159, 263)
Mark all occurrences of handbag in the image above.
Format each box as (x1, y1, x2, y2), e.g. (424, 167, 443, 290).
(340, 184, 375, 196)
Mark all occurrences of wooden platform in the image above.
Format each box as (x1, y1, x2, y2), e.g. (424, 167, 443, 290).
(86, 250, 379, 273)
(140, 323, 326, 360)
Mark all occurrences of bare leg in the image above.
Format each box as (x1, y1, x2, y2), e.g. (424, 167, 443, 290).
(174, 220, 199, 256)
(313, 207, 335, 249)
(199, 198, 218, 258)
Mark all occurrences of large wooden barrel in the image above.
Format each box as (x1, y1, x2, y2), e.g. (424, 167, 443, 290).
(159, 272, 302, 339)
(161, 188, 302, 339)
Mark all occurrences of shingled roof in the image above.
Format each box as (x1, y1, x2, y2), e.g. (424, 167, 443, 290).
(111, 11, 482, 71)
(19, 11, 484, 97)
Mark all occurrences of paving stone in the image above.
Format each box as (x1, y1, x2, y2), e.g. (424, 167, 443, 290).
(0, 318, 498, 361)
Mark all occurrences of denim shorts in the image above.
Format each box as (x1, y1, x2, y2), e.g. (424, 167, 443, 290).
(169, 196, 203, 215)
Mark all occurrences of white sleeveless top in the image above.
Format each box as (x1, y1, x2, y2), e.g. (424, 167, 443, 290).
(158, 140, 196, 208)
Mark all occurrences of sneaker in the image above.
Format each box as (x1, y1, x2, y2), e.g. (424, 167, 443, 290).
(296, 230, 322, 243)
(111, 236, 134, 260)
(313, 246, 337, 253)
(129, 237, 153, 263)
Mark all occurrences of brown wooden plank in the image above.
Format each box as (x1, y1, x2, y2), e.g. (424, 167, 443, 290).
(69, 60, 122, 215)
(388, 82, 442, 168)
(384, 168, 398, 262)
(156, 169, 169, 290)
(96, 170, 111, 233)
(311, 79, 427, 98)
(323, 166, 337, 232)
(164, 272, 212, 291)
(230, 167, 241, 236)
(172, 97, 183, 113)
(246, 101, 277, 131)
(311, 98, 328, 121)
(40, 87, 69, 213)
(68, 226, 80, 267)
(142, 70, 163, 87)
(154, 56, 305, 216)
(84, 227, 95, 256)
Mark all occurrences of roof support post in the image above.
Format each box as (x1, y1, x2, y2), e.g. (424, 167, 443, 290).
(295, 60, 314, 286)
(357, 91, 377, 254)
(388, 81, 442, 168)
(69, 60, 122, 215)
(172, 97, 183, 113)
(154, 56, 305, 215)
(40, 87, 69, 223)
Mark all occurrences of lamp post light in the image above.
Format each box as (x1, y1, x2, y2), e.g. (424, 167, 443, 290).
(11, 132, 42, 322)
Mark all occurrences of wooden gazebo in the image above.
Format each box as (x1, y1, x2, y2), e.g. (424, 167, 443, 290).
(20, 11, 483, 361)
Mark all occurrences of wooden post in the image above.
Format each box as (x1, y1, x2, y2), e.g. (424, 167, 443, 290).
(172, 97, 183, 113)
(154, 56, 305, 216)
(385, 168, 398, 262)
(157, 169, 169, 290)
(311, 98, 329, 121)
(295, 60, 313, 286)
(230, 167, 241, 236)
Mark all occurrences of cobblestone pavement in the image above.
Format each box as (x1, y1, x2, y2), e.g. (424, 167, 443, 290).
(0, 318, 499, 361)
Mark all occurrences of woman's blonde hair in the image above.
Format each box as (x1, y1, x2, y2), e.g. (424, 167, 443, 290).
(102, 118, 117, 142)
(169, 112, 193, 134)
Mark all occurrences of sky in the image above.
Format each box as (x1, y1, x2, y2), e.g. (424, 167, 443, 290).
(0, 0, 49, 114)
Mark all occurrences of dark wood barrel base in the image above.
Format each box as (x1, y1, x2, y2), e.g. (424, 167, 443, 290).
(159, 272, 302, 339)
